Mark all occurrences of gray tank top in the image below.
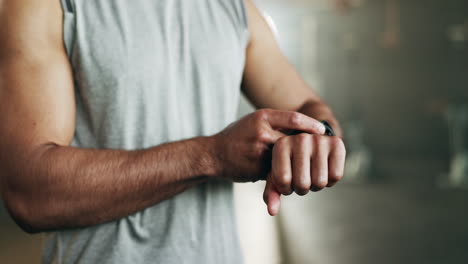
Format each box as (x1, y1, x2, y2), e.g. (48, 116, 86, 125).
(43, 0, 249, 263)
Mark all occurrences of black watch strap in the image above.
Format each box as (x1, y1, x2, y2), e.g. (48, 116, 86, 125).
(321, 121, 335, 136)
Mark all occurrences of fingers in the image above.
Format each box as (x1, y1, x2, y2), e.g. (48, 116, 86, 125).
(311, 136, 329, 191)
(263, 177, 281, 216)
(271, 137, 293, 195)
(327, 137, 346, 187)
(269, 133, 346, 198)
(291, 134, 312, 195)
(256, 109, 326, 135)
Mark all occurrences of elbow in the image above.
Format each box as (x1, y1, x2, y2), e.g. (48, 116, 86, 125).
(2, 192, 49, 234)
(1, 145, 64, 234)
(1, 145, 61, 234)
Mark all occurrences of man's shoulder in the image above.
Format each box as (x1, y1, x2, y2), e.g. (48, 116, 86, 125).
(0, 0, 64, 60)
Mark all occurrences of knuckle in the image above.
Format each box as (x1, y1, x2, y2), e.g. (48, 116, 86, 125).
(316, 179, 328, 189)
(312, 180, 327, 191)
(278, 174, 290, 186)
(294, 182, 310, 196)
(255, 129, 270, 142)
(295, 188, 309, 196)
(254, 109, 269, 121)
(330, 172, 344, 182)
(312, 174, 328, 190)
(289, 112, 303, 127)
(275, 174, 291, 192)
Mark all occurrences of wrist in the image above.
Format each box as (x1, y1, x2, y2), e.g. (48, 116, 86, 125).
(299, 101, 343, 137)
(298, 100, 333, 121)
(195, 136, 222, 179)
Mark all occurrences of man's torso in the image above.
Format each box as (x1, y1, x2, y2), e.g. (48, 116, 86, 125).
(43, 0, 249, 263)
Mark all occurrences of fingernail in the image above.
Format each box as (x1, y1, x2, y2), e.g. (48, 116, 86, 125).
(316, 125, 326, 135)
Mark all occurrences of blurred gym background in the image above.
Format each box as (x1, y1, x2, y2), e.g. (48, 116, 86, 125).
(1, 0, 468, 263)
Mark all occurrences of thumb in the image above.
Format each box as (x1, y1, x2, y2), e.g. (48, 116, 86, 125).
(263, 176, 281, 216)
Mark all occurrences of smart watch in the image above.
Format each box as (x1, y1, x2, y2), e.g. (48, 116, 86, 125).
(321, 121, 336, 136)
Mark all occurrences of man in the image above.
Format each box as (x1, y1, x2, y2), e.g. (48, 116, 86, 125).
(0, 0, 345, 263)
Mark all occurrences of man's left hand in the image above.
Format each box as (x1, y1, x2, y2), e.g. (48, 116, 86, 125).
(263, 133, 346, 216)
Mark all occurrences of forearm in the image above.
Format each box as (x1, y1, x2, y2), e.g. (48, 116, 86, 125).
(297, 100, 343, 137)
(2, 136, 217, 233)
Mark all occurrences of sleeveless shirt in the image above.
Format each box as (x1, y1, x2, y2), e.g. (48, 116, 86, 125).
(43, 0, 249, 263)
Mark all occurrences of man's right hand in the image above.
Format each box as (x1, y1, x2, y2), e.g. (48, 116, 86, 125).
(211, 109, 326, 182)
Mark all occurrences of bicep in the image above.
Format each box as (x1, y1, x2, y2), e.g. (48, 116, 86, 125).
(242, 0, 320, 111)
(0, 0, 75, 155)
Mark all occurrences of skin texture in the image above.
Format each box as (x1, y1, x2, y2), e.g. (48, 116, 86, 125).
(0, 0, 345, 233)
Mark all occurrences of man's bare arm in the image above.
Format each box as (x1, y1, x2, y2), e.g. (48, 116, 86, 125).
(0, 0, 327, 232)
(243, 0, 346, 216)
(0, 0, 220, 233)
(242, 0, 342, 136)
